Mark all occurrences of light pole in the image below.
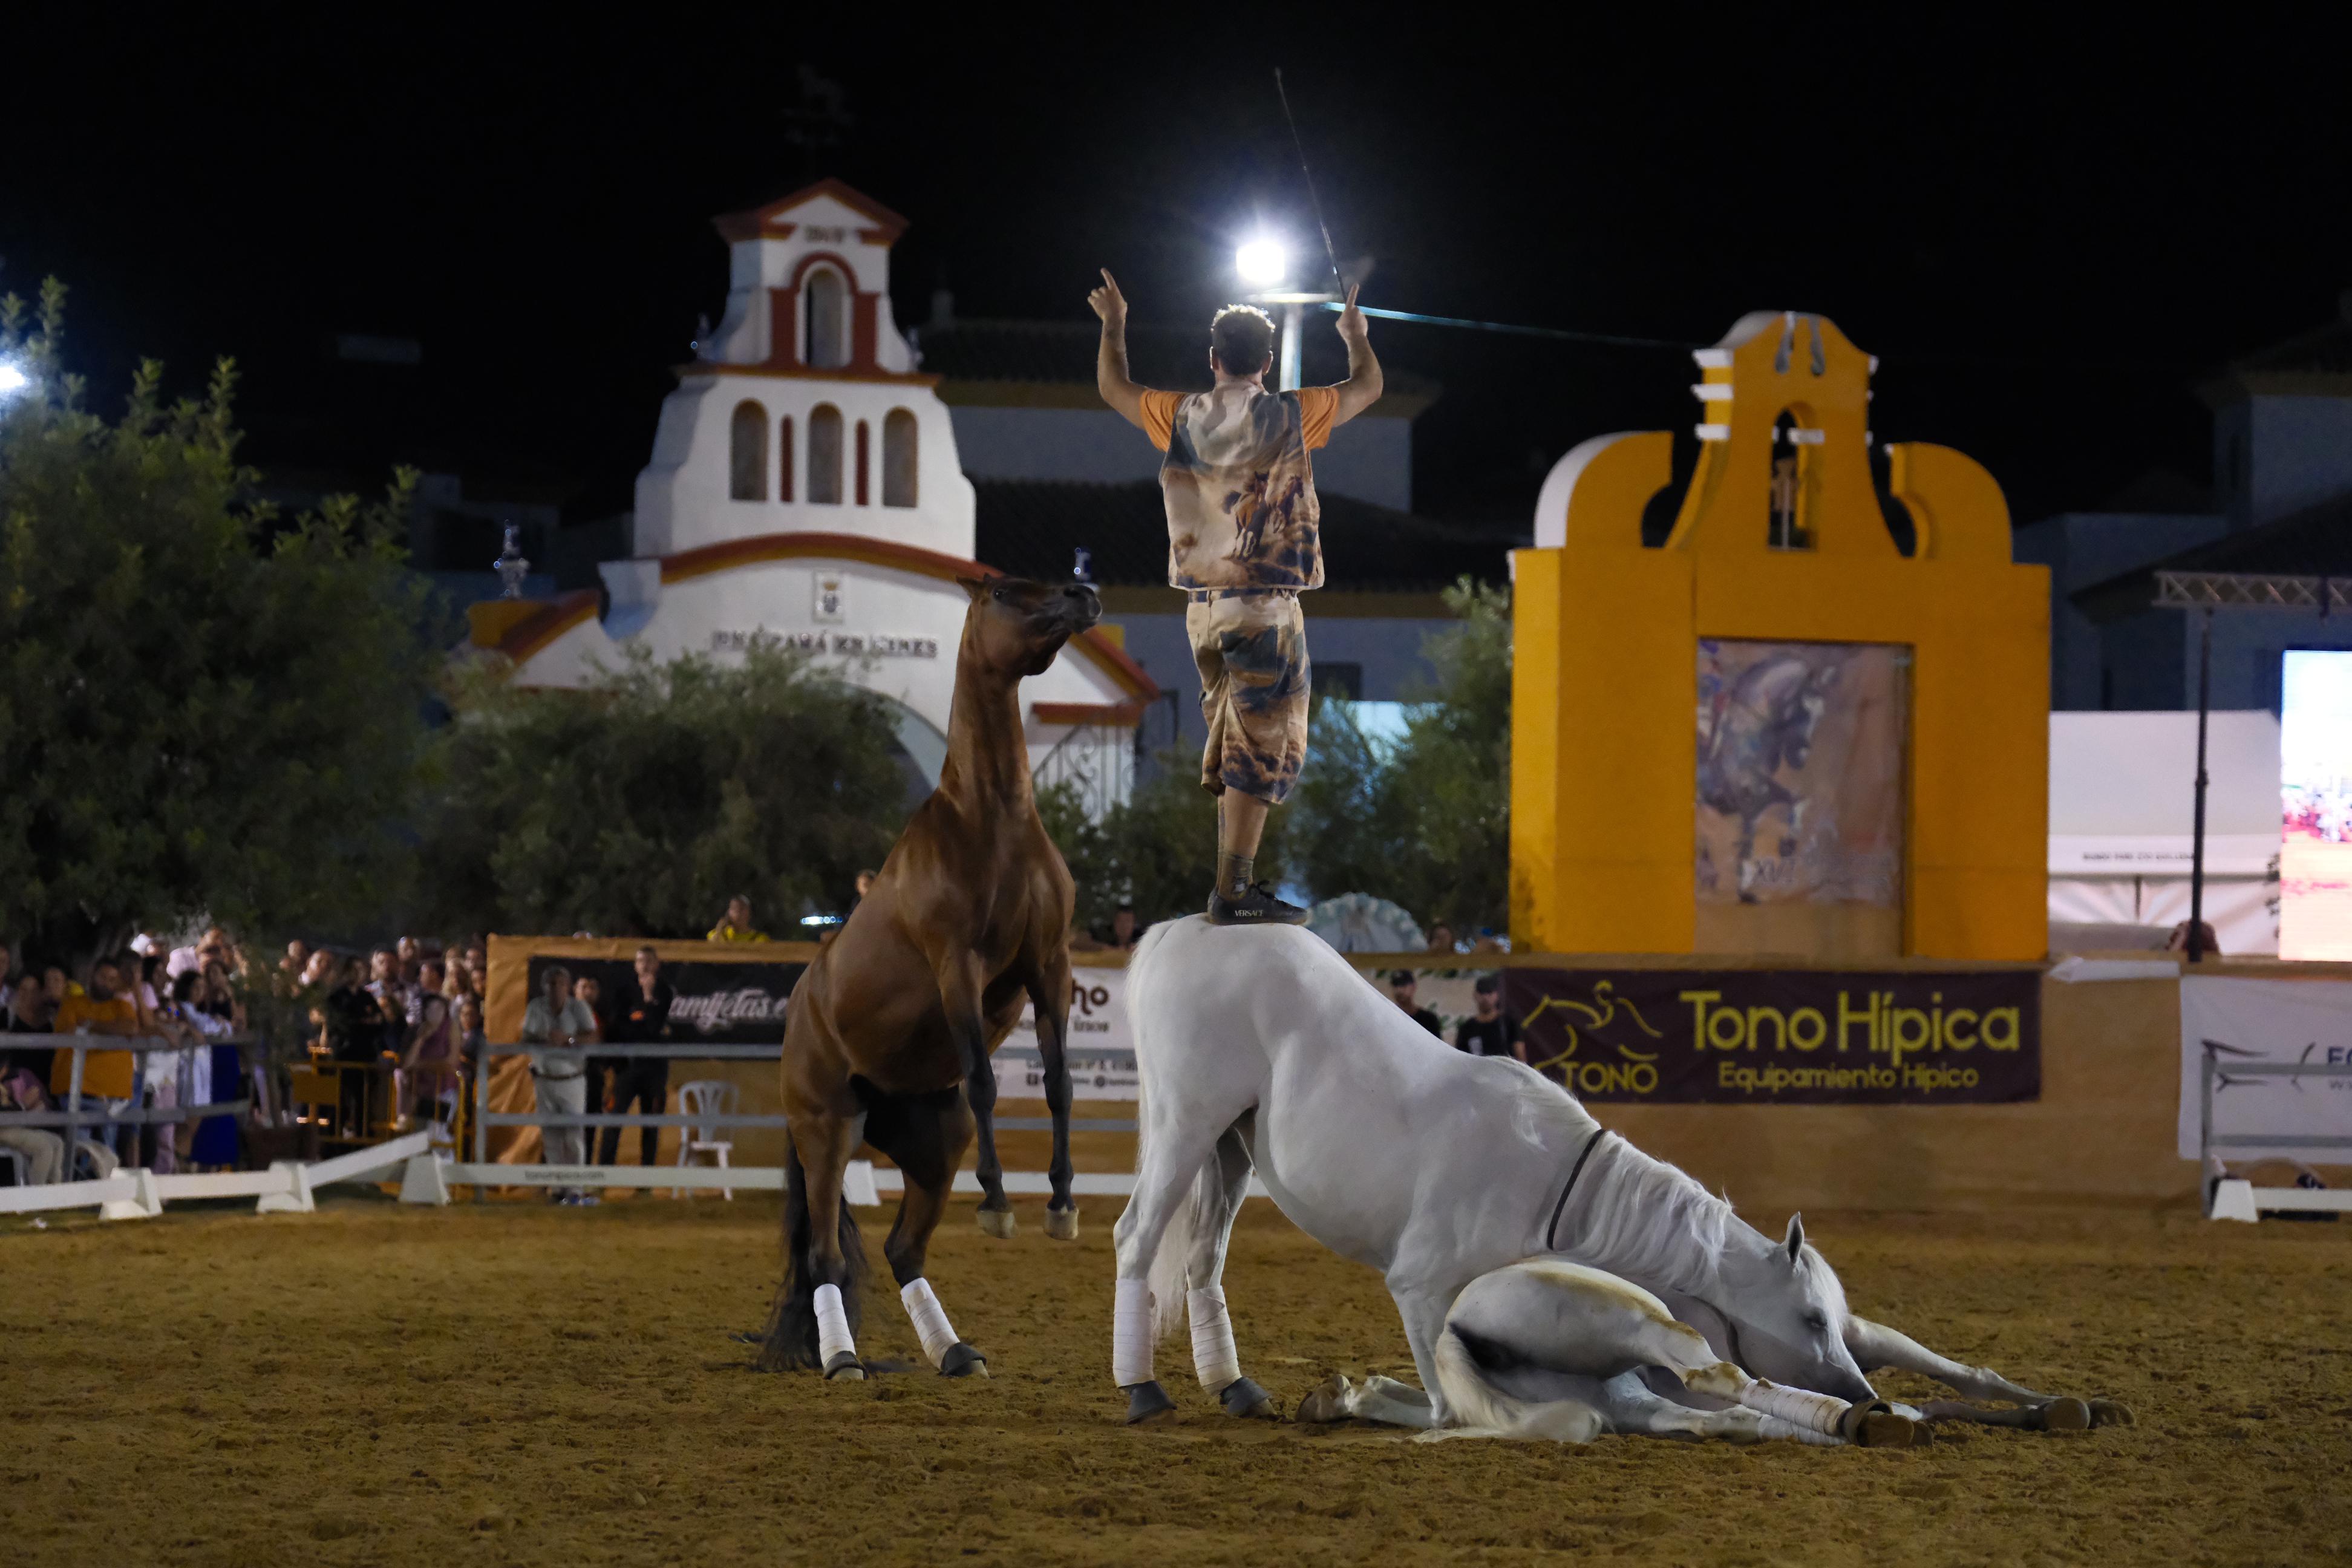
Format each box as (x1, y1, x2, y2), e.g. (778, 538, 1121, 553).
(1234, 237, 1334, 392)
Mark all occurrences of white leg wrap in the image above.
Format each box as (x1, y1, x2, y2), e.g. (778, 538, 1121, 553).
(814, 1283, 857, 1367)
(1739, 1379, 1849, 1436)
(1112, 1276, 1154, 1387)
(900, 1278, 960, 1367)
(1756, 1413, 1844, 1446)
(1187, 1285, 1240, 1391)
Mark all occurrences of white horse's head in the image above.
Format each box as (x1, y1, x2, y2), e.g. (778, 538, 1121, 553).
(1715, 1215, 1875, 1404)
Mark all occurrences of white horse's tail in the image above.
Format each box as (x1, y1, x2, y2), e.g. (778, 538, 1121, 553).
(1431, 1329, 1606, 1443)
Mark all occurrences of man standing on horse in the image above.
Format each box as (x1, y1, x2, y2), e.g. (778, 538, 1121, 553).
(1089, 270, 1383, 924)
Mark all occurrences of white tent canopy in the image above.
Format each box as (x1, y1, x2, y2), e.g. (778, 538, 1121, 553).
(2048, 711, 2280, 953)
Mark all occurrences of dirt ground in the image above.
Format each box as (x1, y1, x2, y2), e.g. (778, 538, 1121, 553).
(5, 1192, 2348, 1568)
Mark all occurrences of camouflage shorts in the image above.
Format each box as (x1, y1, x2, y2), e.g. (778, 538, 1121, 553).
(1187, 590, 1310, 805)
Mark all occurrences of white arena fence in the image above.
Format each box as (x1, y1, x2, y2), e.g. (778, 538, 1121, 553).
(2199, 1045, 2352, 1221)
(425, 1041, 1142, 1203)
(0, 1036, 1155, 1221)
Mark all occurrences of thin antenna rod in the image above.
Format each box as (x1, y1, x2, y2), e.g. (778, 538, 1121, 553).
(1274, 68, 1344, 292)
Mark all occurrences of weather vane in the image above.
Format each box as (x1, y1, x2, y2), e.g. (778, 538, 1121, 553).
(493, 523, 531, 599)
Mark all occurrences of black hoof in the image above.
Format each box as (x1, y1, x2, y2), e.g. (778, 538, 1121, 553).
(1123, 1380, 1177, 1425)
(939, 1342, 989, 1379)
(1218, 1376, 1279, 1420)
(822, 1351, 865, 1381)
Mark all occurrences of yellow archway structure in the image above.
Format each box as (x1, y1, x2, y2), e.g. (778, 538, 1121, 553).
(1511, 312, 2048, 960)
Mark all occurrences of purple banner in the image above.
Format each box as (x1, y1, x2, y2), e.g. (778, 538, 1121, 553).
(1502, 968, 2040, 1105)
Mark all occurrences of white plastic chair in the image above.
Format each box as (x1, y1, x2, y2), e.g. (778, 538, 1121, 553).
(672, 1079, 738, 1200)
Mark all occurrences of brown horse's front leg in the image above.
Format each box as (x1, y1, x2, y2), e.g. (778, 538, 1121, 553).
(1030, 953, 1078, 1240)
(936, 949, 1014, 1237)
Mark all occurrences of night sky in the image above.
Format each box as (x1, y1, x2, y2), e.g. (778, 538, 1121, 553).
(10, 14, 2351, 534)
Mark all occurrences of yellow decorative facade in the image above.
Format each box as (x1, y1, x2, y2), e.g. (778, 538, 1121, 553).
(1510, 312, 2049, 959)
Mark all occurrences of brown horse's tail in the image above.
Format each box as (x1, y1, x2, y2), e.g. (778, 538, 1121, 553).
(756, 1131, 866, 1372)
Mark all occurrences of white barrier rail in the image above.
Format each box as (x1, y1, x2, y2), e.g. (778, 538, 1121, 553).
(2200, 1050, 2352, 1221)
(0, 1131, 433, 1222)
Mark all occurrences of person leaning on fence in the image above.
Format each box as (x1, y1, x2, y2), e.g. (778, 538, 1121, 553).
(522, 965, 599, 1206)
(600, 946, 676, 1169)
(50, 957, 145, 1158)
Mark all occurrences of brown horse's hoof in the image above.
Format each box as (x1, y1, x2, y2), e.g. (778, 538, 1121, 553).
(976, 1205, 1016, 1240)
(939, 1342, 989, 1379)
(2088, 1399, 2136, 1427)
(1044, 1205, 1080, 1242)
(2037, 1397, 2092, 1432)
(823, 1351, 866, 1382)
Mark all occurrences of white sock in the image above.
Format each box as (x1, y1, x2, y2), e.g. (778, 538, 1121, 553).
(1112, 1276, 1154, 1387)
(813, 1282, 857, 1367)
(1739, 1379, 1848, 1436)
(1187, 1285, 1240, 1391)
(900, 1278, 960, 1367)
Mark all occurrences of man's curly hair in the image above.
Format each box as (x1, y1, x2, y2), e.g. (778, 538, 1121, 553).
(1209, 304, 1276, 376)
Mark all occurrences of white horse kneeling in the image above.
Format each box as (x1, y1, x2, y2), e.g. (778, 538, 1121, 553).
(1300, 1258, 1912, 1447)
(1113, 917, 2130, 1442)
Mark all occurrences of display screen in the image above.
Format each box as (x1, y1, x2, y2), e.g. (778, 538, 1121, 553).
(2279, 648, 2352, 960)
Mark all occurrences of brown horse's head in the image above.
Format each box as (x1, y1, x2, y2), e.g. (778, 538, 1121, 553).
(956, 575, 1102, 678)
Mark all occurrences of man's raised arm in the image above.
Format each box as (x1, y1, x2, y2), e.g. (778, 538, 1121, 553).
(1329, 283, 1384, 426)
(1089, 269, 1148, 429)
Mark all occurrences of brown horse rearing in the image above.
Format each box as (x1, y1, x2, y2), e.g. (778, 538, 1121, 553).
(759, 573, 1097, 1379)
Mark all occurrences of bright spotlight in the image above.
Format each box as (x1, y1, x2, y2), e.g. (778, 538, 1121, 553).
(1235, 238, 1289, 287)
(0, 363, 27, 396)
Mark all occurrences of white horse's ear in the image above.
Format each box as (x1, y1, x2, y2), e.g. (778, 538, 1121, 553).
(1784, 1212, 1805, 1264)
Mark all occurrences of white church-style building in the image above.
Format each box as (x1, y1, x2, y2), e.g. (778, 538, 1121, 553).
(467, 178, 1156, 800)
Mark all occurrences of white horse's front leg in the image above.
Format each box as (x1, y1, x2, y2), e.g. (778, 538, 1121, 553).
(1590, 1370, 1768, 1443)
(1388, 1284, 1457, 1427)
(1296, 1372, 1440, 1430)
(1846, 1315, 2132, 1428)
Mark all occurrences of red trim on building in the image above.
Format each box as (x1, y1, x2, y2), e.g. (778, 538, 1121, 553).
(486, 535, 1160, 702)
(1033, 702, 1147, 728)
(485, 589, 601, 665)
(851, 290, 877, 371)
(712, 178, 910, 244)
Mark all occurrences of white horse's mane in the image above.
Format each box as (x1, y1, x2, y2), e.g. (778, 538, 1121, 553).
(1569, 1134, 1738, 1299)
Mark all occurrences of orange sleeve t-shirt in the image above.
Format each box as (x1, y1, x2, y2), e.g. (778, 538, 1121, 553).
(50, 994, 142, 1100)
(1139, 386, 1338, 452)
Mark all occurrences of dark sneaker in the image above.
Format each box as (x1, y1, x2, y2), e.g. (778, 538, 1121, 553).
(1206, 882, 1311, 926)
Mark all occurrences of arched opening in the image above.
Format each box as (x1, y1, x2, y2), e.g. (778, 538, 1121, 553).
(1768, 411, 1816, 550)
(808, 404, 844, 504)
(855, 419, 871, 505)
(883, 408, 918, 507)
(729, 400, 768, 501)
(779, 415, 795, 502)
(803, 267, 848, 369)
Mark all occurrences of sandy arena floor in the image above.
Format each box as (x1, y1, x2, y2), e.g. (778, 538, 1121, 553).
(5, 1191, 2348, 1567)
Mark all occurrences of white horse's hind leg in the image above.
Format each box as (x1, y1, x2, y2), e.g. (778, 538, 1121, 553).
(1184, 1125, 1275, 1419)
(1587, 1371, 1768, 1443)
(1110, 1122, 1222, 1423)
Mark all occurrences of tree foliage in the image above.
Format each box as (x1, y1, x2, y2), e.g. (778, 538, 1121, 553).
(418, 642, 908, 937)
(1044, 578, 1509, 936)
(0, 280, 444, 964)
(1043, 760, 1292, 933)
